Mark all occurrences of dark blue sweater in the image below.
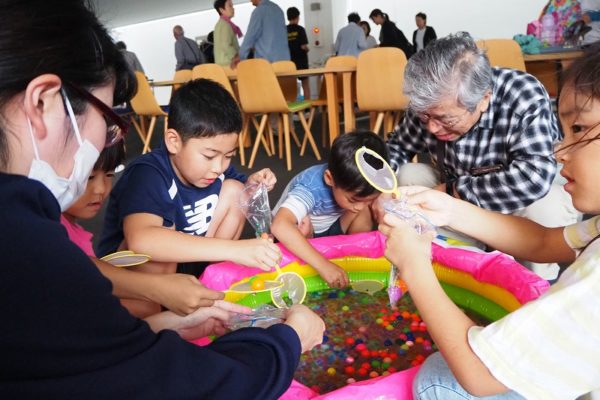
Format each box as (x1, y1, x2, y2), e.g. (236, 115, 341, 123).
(0, 173, 300, 399)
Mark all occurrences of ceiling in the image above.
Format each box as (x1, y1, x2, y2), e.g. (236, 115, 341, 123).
(91, 0, 248, 28)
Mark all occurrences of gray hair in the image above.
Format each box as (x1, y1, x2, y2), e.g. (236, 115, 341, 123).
(403, 32, 493, 112)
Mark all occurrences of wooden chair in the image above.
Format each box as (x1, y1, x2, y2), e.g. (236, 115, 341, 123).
(129, 71, 168, 154)
(311, 56, 357, 146)
(271, 60, 303, 151)
(172, 69, 192, 93)
(237, 58, 321, 171)
(356, 47, 408, 138)
(476, 39, 526, 71)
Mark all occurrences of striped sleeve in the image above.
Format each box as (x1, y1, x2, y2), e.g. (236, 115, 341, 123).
(468, 219, 600, 399)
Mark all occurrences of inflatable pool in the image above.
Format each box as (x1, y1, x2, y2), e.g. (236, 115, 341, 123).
(200, 231, 549, 400)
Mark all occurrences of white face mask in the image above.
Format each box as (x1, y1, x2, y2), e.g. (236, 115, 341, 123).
(27, 90, 100, 211)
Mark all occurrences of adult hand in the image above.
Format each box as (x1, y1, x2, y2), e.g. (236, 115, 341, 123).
(284, 304, 325, 353)
(316, 261, 349, 288)
(247, 168, 277, 191)
(236, 237, 282, 271)
(379, 213, 434, 277)
(176, 300, 252, 340)
(152, 274, 224, 316)
(400, 186, 455, 227)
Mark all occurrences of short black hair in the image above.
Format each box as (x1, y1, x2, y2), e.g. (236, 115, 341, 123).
(94, 141, 125, 173)
(348, 12, 361, 24)
(168, 78, 242, 141)
(328, 131, 388, 197)
(416, 12, 427, 20)
(287, 7, 300, 21)
(214, 0, 227, 14)
(116, 41, 126, 50)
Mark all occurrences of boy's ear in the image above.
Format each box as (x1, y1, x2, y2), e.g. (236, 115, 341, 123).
(164, 128, 183, 154)
(323, 169, 334, 187)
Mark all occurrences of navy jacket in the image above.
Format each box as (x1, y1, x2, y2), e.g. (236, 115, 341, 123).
(0, 173, 301, 399)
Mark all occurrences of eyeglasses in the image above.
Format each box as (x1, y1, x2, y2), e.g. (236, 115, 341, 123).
(62, 81, 129, 148)
(417, 109, 470, 129)
(554, 121, 600, 156)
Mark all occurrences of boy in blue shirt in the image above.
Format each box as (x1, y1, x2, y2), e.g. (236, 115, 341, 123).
(271, 131, 388, 288)
(99, 79, 280, 312)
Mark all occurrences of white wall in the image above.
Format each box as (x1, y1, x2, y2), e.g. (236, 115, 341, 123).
(112, 0, 550, 104)
(112, 0, 303, 104)
(340, 0, 549, 44)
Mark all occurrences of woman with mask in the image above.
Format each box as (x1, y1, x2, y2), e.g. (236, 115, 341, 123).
(0, 1, 324, 399)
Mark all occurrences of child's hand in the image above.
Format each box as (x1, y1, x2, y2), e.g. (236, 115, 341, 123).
(316, 261, 350, 288)
(236, 238, 282, 271)
(247, 168, 277, 191)
(284, 304, 325, 353)
(379, 213, 434, 276)
(153, 274, 225, 316)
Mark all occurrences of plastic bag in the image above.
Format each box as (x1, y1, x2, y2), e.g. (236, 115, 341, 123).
(227, 305, 286, 330)
(383, 197, 435, 235)
(239, 182, 272, 236)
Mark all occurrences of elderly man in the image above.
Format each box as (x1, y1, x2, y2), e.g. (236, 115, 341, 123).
(386, 32, 579, 280)
(173, 25, 205, 71)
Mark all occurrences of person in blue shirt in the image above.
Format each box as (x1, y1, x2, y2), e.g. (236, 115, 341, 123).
(99, 79, 282, 315)
(238, 0, 290, 63)
(271, 131, 388, 288)
(0, 1, 324, 398)
(334, 12, 369, 57)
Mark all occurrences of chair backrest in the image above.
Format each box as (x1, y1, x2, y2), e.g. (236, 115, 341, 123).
(192, 63, 236, 99)
(356, 47, 408, 112)
(236, 59, 289, 114)
(317, 55, 357, 102)
(172, 69, 192, 91)
(130, 71, 167, 116)
(271, 60, 298, 102)
(476, 39, 526, 71)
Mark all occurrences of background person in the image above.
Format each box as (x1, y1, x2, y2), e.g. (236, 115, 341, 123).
(116, 41, 145, 73)
(369, 8, 414, 59)
(173, 24, 205, 71)
(412, 12, 437, 52)
(239, 0, 290, 63)
(287, 6, 310, 100)
(213, 0, 241, 68)
(334, 12, 368, 57)
(360, 20, 378, 48)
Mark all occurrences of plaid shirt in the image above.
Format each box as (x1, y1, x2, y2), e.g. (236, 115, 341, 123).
(387, 68, 560, 213)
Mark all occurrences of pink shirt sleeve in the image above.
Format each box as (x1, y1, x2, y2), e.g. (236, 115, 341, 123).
(60, 214, 96, 257)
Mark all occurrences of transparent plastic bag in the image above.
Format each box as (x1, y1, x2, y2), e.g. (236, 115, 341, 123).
(227, 305, 286, 330)
(239, 182, 272, 236)
(383, 197, 436, 235)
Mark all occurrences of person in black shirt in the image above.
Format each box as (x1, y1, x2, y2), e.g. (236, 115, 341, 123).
(287, 6, 310, 99)
(412, 12, 437, 52)
(369, 8, 414, 59)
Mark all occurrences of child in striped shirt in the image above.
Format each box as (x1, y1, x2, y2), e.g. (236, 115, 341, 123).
(379, 48, 600, 400)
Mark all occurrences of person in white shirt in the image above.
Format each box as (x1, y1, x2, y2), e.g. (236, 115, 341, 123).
(379, 47, 600, 400)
